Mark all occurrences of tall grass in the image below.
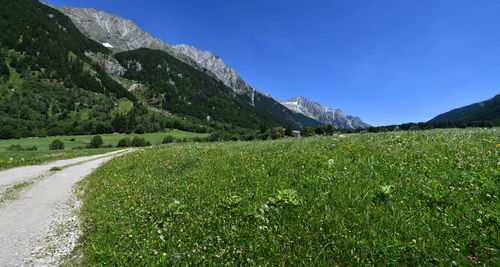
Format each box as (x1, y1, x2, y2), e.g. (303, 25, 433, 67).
(79, 128, 499, 265)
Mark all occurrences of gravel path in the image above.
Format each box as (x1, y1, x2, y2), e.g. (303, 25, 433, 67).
(0, 149, 133, 266)
(0, 149, 130, 192)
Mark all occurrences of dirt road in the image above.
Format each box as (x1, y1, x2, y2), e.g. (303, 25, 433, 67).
(0, 149, 133, 266)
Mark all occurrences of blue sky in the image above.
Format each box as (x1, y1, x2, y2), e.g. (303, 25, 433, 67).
(45, 0, 500, 126)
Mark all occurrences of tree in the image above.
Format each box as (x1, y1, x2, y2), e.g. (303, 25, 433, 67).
(135, 125, 146, 134)
(325, 124, 335, 135)
(300, 126, 315, 137)
(117, 137, 131, 147)
(112, 113, 127, 133)
(285, 124, 294, 137)
(49, 139, 64, 150)
(127, 109, 136, 130)
(0, 59, 9, 80)
(315, 125, 325, 135)
(87, 135, 103, 148)
(94, 122, 106, 134)
(162, 135, 175, 144)
(260, 124, 269, 134)
(132, 136, 151, 147)
(0, 126, 18, 139)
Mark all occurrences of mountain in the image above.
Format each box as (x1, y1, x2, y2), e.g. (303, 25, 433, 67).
(0, 0, 282, 140)
(57, 6, 255, 100)
(429, 94, 500, 124)
(277, 97, 370, 129)
(0, 0, 155, 138)
(56, 6, 188, 60)
(56, 6, 321, 128)
(172, 44, 258, 101)
(112, 48, 299, 129)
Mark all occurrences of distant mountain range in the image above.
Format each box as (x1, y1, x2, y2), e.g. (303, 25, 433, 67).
(428, 94, 500, 125)
(57, 5, 368, 129)
(277, 97, 370, 129)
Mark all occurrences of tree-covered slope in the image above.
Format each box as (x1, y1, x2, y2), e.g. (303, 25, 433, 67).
(0, 0, 317, 139)
(428, 94, 498, 123)
(0, 0, 203, 139)
(454, 94, 500, 124)
(0, 0, 135, 101)
(114, 48, 302, 129)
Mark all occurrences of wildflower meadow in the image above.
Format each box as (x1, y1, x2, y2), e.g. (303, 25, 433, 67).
(79, 128, 498, 265)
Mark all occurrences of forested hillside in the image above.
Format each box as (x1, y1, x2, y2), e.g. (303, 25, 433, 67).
(114, 48, 299, 129)
(0, 0, 206, 139)
(0, 0, 306, 139)
(427, 94, 499, 126)
(453, 94, 500, 125)
(428, 94, 499, 123)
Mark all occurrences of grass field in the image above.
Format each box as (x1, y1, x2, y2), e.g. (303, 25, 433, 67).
(78, 128, 499, 265)
(0, 130, 208, 170)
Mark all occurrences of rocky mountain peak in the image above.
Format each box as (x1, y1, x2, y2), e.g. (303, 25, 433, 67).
(277, 96, 370, 129)
(171, 44, 258, 103)
(57, 6, 258, 103)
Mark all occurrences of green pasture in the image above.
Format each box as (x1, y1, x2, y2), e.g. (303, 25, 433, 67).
(79, 128, 499, 265)
(0, 129, 209, 170)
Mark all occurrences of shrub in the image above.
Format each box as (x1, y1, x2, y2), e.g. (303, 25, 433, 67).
(162, 135, 175, 144)
(49, 139, 64, 150)
(285, 125, 294, 137)
(86, 135, 103, 148)
(135, 126, 146, 134)
(7, 144, 24, 151)
(300, 126, 315, 137)
(132, 136, 151, 147)
(25, 145, 38, 151)
(117, 137, 131, 148)
(102, 144, 114, 148)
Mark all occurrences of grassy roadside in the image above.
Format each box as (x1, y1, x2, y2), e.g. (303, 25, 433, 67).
(78, 128, 498, 265)
(0, 130, 208, 170)
(0, 148, 119, 171)
(0, 129, 209, 151)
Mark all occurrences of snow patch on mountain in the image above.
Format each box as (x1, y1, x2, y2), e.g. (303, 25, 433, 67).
(277, 96, 370, 129)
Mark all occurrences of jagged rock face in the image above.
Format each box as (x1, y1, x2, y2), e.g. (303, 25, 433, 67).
(85, 51, 125, 76)
(58, 6, 257, 102)
(172, 44, 257, 104)
(59, 6, 170, 51)
(277, 96, 370, 129)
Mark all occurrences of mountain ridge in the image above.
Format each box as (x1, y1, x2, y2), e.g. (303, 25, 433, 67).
(277, 96, 370, 129)
(428, 94, 500, 124)
(57, 5, 321, 128)
(58, 6, 258, 101)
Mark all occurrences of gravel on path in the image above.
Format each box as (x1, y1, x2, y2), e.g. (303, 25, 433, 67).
(0, 148, 133, 266)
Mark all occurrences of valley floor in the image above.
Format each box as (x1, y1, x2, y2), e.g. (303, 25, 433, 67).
(77, 128, 499, 265)
(0, 130, 208, 170)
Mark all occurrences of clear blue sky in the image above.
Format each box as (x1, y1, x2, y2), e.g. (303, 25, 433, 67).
(44, 0, 500, 126)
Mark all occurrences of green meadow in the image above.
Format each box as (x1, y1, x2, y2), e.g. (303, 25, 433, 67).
(78, 128, 499, 265)
(0, 130, 209, 170)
